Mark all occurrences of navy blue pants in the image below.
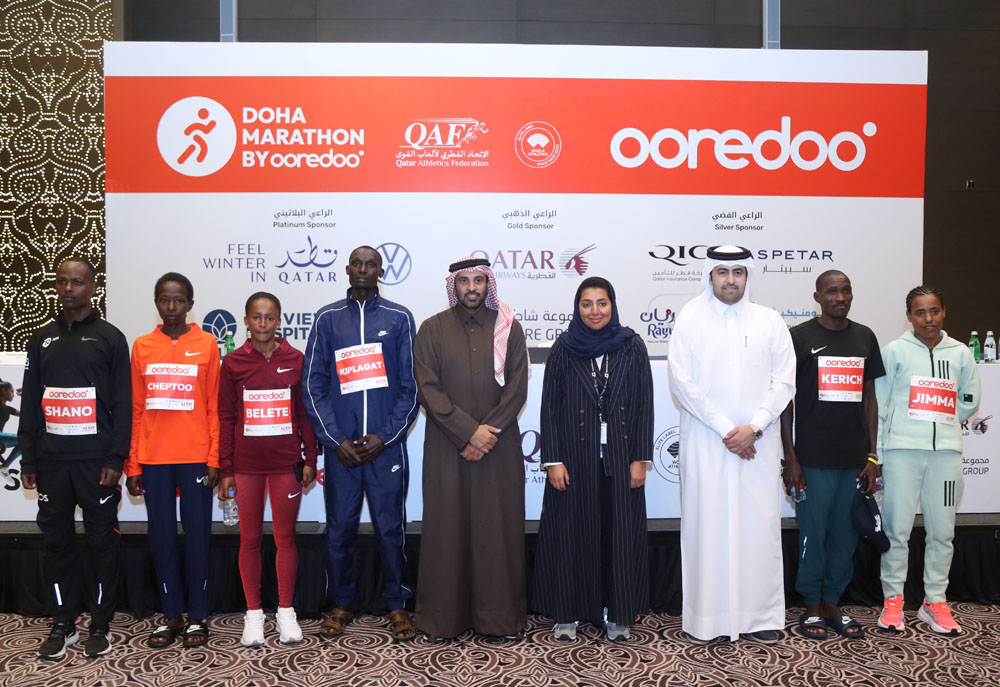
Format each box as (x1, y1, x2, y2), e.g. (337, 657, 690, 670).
(324, 443, 410, 610)
(35, 458, 121, 627)
(142, 462, 213, 619)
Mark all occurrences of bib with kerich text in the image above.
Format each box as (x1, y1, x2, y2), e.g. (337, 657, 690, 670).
(817, 356, 865, 402)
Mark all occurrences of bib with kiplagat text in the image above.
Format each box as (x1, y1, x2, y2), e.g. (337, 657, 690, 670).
(145, 363, 198, 410)
(42, 386, 96, 435)
(335, 343, 388, 394)
(243, 388, 293, 436)
(907, 375, 957, 425)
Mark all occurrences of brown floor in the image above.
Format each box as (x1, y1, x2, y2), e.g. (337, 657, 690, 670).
(2, 604, 1000, 687)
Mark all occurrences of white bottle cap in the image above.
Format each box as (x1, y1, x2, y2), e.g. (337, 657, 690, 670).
(971, 331, 978, 335)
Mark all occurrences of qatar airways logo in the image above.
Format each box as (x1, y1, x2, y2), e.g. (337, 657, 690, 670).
(610, 117, 878, 172)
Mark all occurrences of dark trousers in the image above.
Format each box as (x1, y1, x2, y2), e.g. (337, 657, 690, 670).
(35, 458, 121, 627)
(324, 443, 411, 610)
(142, 462, 213, 619)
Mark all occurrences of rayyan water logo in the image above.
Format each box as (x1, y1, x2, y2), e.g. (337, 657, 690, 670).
(157, 97, 237, 177)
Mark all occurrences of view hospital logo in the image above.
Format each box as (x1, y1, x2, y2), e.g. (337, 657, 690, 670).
(157, 97, 237, 176)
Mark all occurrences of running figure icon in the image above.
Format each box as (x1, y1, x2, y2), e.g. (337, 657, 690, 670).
(177, 108, 217, 165)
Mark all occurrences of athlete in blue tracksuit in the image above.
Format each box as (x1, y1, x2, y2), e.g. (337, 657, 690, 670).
(302, 246, 419, 640)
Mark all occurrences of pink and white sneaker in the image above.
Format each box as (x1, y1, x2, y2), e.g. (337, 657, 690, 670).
(917, 598, 962, 635)
(878, 595, 905, 631)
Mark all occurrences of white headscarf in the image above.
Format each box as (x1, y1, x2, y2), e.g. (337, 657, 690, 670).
(701, 245, 754, 307)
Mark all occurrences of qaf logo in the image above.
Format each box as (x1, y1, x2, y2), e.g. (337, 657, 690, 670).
(377, 243, 412, 286)
(653, 427, 680, 484)
(157, 97, 237, 177)
(559, 245, 596, 277)
(402, 118, 489, 150)
(202, 309, 238, 346)
(515, 121, 562, 169)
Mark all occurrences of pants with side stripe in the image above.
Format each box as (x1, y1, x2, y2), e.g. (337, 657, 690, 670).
(880, 449, 962, 602)
(35, 457, 121, 627)
(142, 463, 213, 619)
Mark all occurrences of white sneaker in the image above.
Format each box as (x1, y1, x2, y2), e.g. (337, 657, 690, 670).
(605, 621, 630, 641)
(276, 607, 303, 644)
(241, 609, 265, 647)
(552, 622, 577, 641)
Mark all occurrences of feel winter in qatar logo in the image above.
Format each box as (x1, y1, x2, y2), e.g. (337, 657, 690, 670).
(514, 121, 562, 169)
(157, 96, 237, 177)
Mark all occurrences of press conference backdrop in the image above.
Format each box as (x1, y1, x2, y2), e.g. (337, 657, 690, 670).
(4, 42, 946, 521)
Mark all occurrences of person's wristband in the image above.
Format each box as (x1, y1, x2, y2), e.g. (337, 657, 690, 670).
(867, 453, 879, 465)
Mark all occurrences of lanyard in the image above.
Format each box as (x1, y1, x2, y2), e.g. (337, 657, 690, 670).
(590, 355, 609, 420)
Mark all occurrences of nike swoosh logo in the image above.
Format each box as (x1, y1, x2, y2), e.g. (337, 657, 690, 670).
(378, 330, 388, 337)
(391, 464, 402, 473)
(196, 476, 207, 485)
(276, 367, 293, 373)
(99, 495, 113, 504)
(185, 351, 203, 357)
(81, 337, 99, 342)
(811, 346, 828, 354)
(287, 491, 301, 498)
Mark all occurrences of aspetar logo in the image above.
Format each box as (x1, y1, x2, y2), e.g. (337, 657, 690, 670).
(611, 117, 878, 172)
(157, 97, 238, 177)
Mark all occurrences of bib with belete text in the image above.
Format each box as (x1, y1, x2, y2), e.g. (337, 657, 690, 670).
(42, 386, 97, 435)
(145, 363, 198, 410)
(817, 356, 865, 402)
(335, 342, 388, 394)
(243, 388, 293, 436)
(907, 375, 957, 425)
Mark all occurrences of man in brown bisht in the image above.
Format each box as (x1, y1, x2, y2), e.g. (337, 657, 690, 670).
(413, 257, 529, 641)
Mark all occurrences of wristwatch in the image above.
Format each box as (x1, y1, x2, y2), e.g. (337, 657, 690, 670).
(749, 424, 763, 440)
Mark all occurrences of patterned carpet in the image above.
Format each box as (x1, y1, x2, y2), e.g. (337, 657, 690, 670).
(2, 605, 1000, 687)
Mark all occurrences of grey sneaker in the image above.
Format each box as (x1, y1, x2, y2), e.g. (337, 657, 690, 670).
(39, 622, 78, 660)
(552, 622, 577, 641)
(605, 621, 630, 641)
(84, 626, 112, 658)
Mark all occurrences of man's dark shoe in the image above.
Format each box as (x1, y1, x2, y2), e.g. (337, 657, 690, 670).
(741, 629, 779, 644)
(38, 622, 78, 660)
(84, 626, 112, 658)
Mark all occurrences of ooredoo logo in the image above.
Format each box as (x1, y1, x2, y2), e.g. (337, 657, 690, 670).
(825, 358, 863, 368)
(157, 97, 237, 177)
(515, 121, 562, 168)
(49, 390, 89, 399)
(917, 378, 954, 390)
(611, 117, 877, 172)
(247, 391, 285, 401)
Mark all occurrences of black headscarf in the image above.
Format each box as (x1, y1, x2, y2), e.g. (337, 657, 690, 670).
(558, 277, 635, 359)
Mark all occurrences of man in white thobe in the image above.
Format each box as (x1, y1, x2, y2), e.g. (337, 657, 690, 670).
(668, 245, 795, 644)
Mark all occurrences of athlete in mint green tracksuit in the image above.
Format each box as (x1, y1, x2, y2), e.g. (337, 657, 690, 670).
(875, 286, 980, 635)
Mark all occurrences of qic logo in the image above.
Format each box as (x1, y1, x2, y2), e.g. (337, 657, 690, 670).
(611, 117, 877, 172)
(377, 243, 412, 286)
(515, 121, 562, 168)
(203, 309, 238, 346)
(649, 245, 707, 266)
(157, 97, 237, 177)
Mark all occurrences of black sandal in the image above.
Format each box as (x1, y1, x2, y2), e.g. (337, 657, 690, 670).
(147, 623, 183, 649)
(182, 622, 209, 648)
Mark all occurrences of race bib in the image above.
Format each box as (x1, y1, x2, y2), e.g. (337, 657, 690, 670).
(243, 388, 293, 436)
(335, 342, 388, 394)
(42, 387, 97, 435)
(908, 375, 957, 425)
(145, 363, 198, 410)
(817, 356, 865, 402)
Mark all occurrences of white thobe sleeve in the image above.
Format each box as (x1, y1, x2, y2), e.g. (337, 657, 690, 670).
(668, 313, 736, 438)
(748, 312, 796, 430)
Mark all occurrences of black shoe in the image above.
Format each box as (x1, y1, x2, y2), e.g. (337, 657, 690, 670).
(84, 626, 112, 658)
(39, 622, 79, 660)
(741, 629, 779, 644)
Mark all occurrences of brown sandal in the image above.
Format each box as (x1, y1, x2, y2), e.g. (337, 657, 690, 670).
(319, 607, 353, 637)
(388, 609, 416, 642)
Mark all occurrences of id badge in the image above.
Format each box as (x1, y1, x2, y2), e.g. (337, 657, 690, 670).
(600, 422, 608, 445)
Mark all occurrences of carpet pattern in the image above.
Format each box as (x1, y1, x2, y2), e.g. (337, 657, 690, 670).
(2, 604, 1000, 687)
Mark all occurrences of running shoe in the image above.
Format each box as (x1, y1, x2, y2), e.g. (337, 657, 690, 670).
(241, 609, 265, 647)
(276, 607, 303, 644)
(879, 594, 905, 631)
(38, 622, 78, 660)
(552, 622, 577, 641)
(918, 598, 962, 635)
(84, 626, 112, 658)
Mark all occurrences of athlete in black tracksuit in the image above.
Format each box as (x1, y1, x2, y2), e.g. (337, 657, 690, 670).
(19, 259, 131, 659)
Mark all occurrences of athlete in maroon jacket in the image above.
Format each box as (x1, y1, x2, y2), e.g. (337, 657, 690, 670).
(218, 292, 318, 647)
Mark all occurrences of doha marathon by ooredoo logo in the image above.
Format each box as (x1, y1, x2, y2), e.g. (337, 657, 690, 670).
(157, 97, 237, 177)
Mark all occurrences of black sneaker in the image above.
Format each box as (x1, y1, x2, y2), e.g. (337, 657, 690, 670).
(39, 622, 78, 660)
(84, 626, 112, 658)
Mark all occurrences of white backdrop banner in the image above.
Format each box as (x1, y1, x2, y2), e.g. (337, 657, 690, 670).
(87, 43, 946, 521)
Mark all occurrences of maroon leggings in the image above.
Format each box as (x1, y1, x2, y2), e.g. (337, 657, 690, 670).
(235, 472, 302, 609)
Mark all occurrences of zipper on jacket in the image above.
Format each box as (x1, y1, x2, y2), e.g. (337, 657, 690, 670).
(929, 348, 936, 451)
(359, 300, 368, 436)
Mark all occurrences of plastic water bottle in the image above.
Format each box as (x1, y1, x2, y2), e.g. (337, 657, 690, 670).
(984, 331, 996, 363)
(222, 491, 239, 526)
(969, 331, 981, 362)
(224, 333, 236, 356)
